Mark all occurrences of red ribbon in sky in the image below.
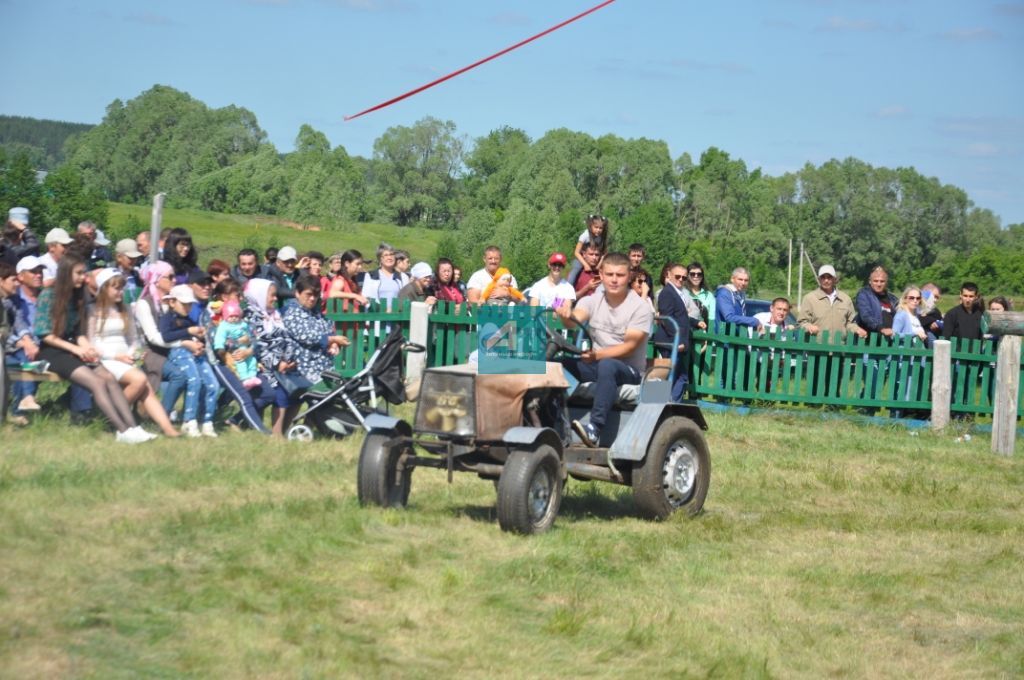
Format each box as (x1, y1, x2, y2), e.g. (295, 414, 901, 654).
(344, 0, 617, 121)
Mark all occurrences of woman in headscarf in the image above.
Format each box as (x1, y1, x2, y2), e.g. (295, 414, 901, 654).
(244, 277, 300, 436)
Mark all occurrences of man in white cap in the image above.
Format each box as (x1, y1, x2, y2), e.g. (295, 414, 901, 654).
(798, 264, 866, 403)
(39, 227, 74, 286)
(6, 255, 47, 413)
(397, 261, 437, 306)
(113, 238, 144, 302)
(264, 245, 299, 307)
(798, 264, 866, 338)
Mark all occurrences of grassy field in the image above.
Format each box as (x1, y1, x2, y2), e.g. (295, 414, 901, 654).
(105, 202, 445, 269)
(1, 409, 1021, 678)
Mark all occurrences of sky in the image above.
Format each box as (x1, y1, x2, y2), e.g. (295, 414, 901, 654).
(2, 0, 1022, 225)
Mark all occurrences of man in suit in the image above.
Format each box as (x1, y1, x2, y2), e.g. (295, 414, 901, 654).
(654, 263, 694, 401)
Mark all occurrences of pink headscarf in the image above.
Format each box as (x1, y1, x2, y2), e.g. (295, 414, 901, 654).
(143, 261, 174, 307)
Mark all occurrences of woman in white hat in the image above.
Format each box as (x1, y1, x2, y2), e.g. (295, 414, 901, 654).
(88, 268, 178, 437)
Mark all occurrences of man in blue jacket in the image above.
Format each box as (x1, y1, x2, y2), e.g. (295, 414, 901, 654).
(854, 266, 899, 413)
(855, 266, 898, 338)
(714, 267, 762, 393)
(715, 267, 763, 333)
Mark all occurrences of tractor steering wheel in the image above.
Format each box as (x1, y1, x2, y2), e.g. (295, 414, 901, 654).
(544, 322, 592, 361)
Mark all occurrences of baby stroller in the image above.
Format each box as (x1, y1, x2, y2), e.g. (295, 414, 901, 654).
(286, 325, 425, 441)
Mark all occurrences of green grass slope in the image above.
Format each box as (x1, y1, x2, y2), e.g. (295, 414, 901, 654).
(106, 202, 445, 268)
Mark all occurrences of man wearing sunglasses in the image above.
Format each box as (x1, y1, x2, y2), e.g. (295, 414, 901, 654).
(654, 263, 695, 401)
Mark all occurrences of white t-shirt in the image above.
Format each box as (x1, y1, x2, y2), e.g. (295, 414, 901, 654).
(577, 289, 653, 374)
(467, 268, 519, 300)
(754, 311, 777, 332)
(527, 276, 576, 309)
(361, 270, 404, 304)
(39, 252, 58, 282)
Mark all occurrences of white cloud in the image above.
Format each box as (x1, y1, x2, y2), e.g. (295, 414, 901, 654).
(875, 105, 909, 118)
(665, 58, 751, 74)
(322, 0, 413, 11)
(964, 142, 1000, 157)
(489, 12, 531, 27)
(819, 16, 883, 32)
(941, 27, 1000, 42)
(123, 12, 176, 26)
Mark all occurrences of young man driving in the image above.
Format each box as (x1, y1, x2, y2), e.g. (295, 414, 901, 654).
(555, 252, 653, 447)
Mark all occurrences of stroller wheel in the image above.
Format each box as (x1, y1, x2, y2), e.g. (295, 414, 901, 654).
(287, 424, 315, 442)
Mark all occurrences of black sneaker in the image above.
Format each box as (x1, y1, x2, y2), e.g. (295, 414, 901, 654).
(572, 419, 600, 448)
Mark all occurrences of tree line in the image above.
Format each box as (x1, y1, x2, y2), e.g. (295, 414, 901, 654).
(0, 115, 93, 170)
(3, 85, 1021, 297)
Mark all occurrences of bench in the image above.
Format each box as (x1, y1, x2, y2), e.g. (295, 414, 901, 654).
(7, 370, 63, 383)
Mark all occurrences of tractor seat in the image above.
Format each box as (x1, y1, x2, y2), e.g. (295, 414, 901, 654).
(568, 381, 641, 408)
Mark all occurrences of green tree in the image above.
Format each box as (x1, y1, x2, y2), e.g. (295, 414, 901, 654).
(65, 85, 266, 204)
(463, 126, 531, 210)
(283, 125, 366, 227)
(372, 117, 464, 227)
(0, 149, 49, 225)
(43, 163, 108, 228)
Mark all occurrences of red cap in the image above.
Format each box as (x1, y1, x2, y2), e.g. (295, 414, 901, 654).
(548, 252, 567, 266)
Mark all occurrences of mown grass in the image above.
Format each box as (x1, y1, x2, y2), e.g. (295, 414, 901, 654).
(2, 411, 1023, 678)
(105, 202, 445, 268)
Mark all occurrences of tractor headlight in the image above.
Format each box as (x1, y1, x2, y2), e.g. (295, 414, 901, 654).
(414, 371, 475, 437)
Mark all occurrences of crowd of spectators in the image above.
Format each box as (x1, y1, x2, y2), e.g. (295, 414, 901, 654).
(1, 205, 1016, 436)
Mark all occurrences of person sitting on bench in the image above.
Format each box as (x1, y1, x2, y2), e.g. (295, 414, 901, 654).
(33, 255, 155, 443)
(555, 252, 653, 448)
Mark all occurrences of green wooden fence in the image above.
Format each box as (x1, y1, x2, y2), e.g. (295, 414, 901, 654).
(689, 326, 1023, 416)
(324, 302, 1023, 417)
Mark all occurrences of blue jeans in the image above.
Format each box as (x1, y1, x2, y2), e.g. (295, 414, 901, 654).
(164, 348, 208, 421)
(561, 357, 640, 430)
(193, 356, 220, 423)
(5, 351, 37, 409)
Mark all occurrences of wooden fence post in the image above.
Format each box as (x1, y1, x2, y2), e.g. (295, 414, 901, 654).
(931, 339, 951, 430)
(406, 301, 430, 386)
(991, 335, 1021, 456)
(149, 192, 166, 264)
(987, 311, 1023, 456)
